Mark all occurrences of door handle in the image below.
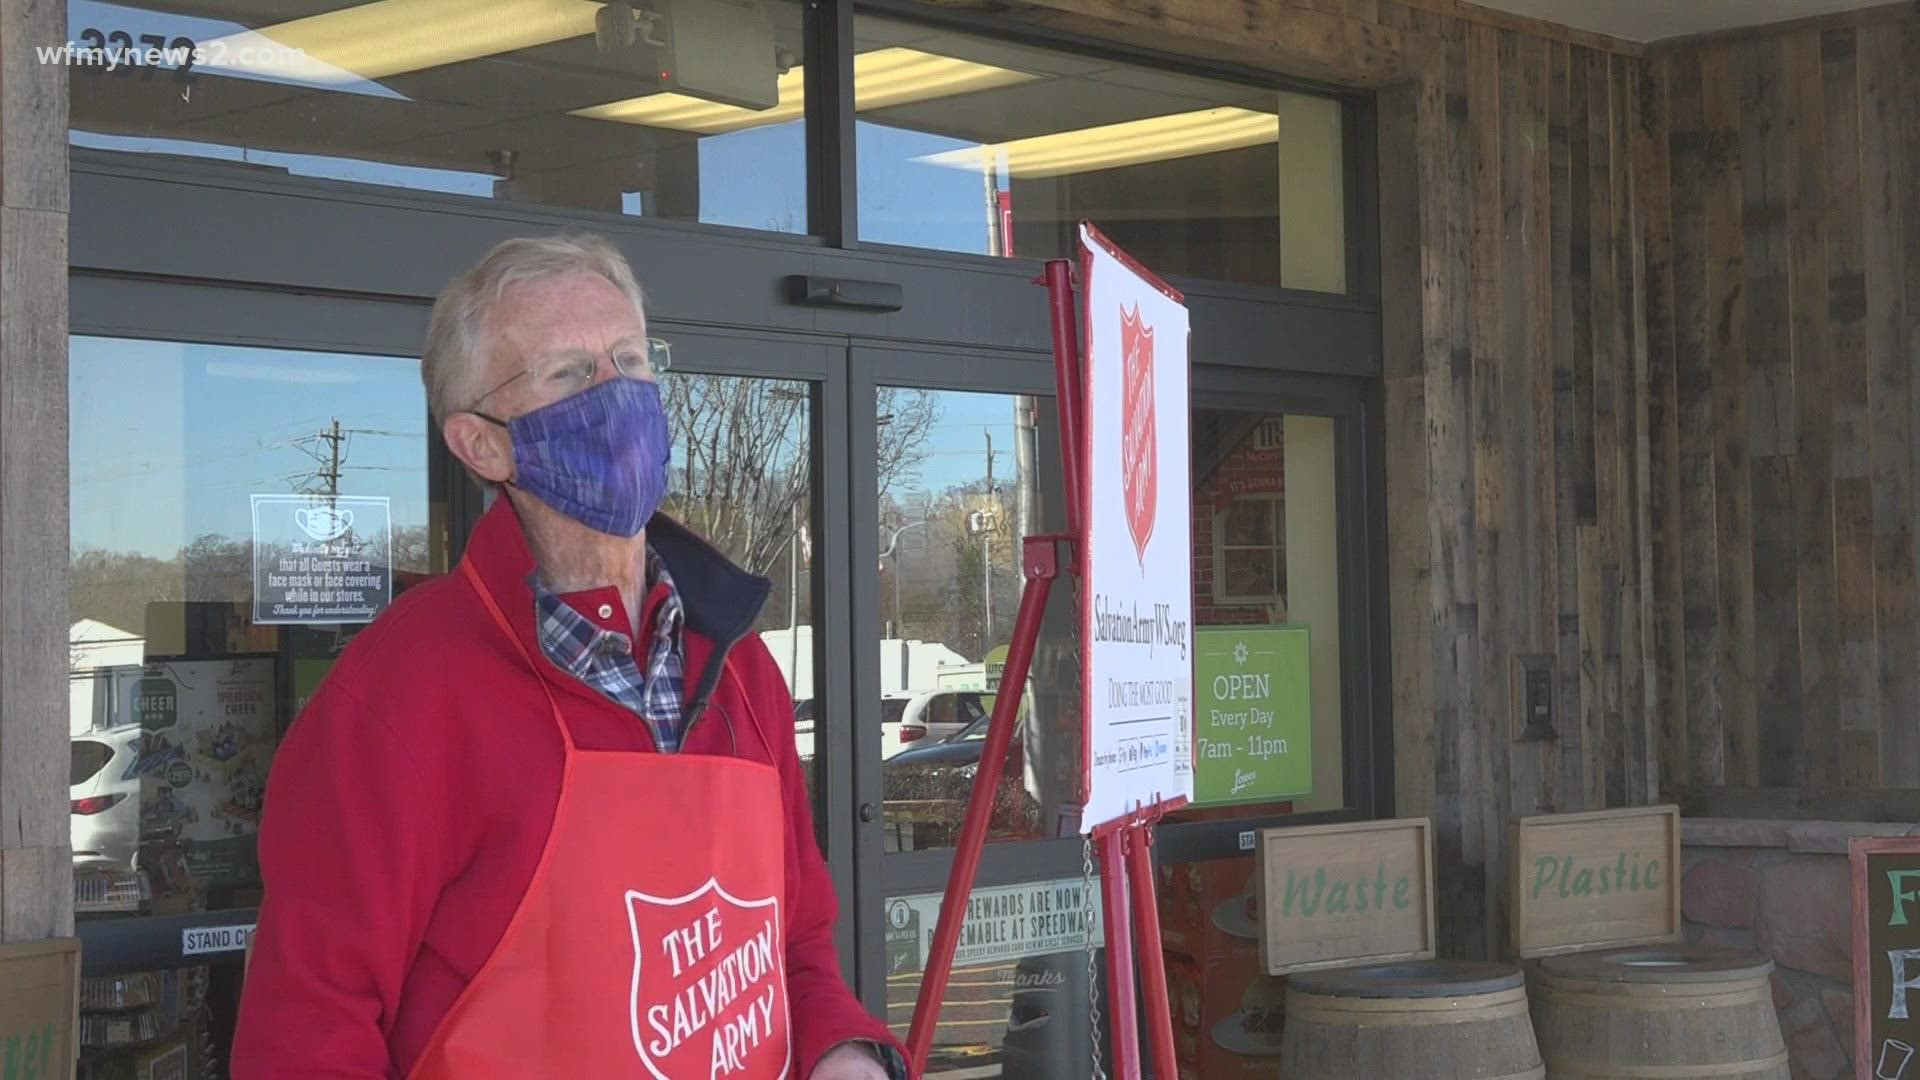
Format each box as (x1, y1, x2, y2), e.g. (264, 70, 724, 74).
(859, 802, 877, 823)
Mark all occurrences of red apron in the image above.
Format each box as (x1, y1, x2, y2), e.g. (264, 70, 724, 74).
(407, 559, 792, 1079)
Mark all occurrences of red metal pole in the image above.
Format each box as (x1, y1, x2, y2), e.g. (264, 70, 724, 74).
(1098, 826, 1143, 1080)
(904, 537, 1060, 1074)
(1127, 824, 1178, 1080)
(1042, 259, 1085, 538)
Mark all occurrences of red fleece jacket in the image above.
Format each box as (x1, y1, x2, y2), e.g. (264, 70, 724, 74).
(233, 501, 901, 1077)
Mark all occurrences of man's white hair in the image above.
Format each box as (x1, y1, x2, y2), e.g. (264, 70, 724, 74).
(421, 231, 648, 425)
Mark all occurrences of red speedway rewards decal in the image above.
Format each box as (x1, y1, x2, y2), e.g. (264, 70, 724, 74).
(627, 879, 791, 1079)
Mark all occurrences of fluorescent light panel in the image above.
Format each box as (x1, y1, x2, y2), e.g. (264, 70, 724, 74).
(216, 0, 602, 83)
(573, 47, 1038, 134)
(916, 107, 1281, 179)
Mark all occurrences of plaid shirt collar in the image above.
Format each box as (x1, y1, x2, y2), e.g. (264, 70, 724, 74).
(530, 547, 688, 758)
(532, 549, 682, 672)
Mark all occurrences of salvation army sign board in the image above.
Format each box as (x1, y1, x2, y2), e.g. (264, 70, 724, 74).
(1078, 222, 1194, 832)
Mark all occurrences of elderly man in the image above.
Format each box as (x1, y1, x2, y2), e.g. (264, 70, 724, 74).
(235, 232, 904, 1079)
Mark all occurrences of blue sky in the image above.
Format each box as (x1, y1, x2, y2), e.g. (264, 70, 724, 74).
(66, 5, 1035, 549)
(66, 0, 1002, 253)
(895, 391, 1021, 503)
(70, 338, 1032, 559)
(71, 337, 430, 558)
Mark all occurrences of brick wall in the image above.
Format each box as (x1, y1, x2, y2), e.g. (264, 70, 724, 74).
(1681, 819, 1920, 1079)
(1192, 433, 1282, 628)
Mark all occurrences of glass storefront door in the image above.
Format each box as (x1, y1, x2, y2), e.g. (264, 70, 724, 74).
(847, 345, 1114, 1079)
(68, 331, 445, 1067)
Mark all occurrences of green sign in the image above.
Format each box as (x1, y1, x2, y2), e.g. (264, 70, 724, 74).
(1192, 626, 1311, 806)
(134, 676, 177, 730)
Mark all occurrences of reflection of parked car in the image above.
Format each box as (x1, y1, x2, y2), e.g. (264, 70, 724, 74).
(71, 728, 143, 869)
(891, 689, 991, 757)
(885, 711, 1017, 770)
(794, 696, 919, 763)
(882, 711, 1041, 845)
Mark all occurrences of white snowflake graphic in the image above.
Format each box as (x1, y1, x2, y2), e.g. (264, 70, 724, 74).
(1233, 641, 1249, 666)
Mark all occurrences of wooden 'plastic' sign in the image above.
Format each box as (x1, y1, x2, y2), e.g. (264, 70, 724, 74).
(1254, 817, 1436, 975)
(0, 937, 80, 1077)
(1510, 805, 1683, 958)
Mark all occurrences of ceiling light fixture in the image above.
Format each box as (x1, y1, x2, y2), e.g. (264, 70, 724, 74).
(916, 107, 1281, 178)
(573, 46, 1037, 134)
(209, 0, 603, 83)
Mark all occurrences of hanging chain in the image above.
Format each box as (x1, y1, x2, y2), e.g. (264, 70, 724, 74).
(1083, 835, 1106, 1080)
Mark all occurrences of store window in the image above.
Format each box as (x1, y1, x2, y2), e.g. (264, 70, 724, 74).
(1174, 410, 1344, 820)
(875, 387, 1081, 853)
(67, 0, 810, 232)
(657, 369, 822, 808)
(69, 336, 440, 1069)
(853, 15, 1350, 292)
(1145, 410, 1347, 1078)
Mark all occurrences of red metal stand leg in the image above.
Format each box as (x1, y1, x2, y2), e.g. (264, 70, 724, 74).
(1127, 825, 1178, 1080)
(1042, 259, 1085, 537)
(904, 538, 1060, 1075)
(1099, 828, 1142, 1080)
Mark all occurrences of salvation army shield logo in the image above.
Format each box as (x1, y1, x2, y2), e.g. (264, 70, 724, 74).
(1120, 302, 1159, 565)
(627, 879, 791, 1080)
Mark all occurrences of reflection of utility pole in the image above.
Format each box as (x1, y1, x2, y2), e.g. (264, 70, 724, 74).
(788, 502, 802, 700)
(983, 431, 994, 644)
(291, 418, 346, 501)
(1014, 397, 1036, 538)
(282, 418, 419, 501)
(881, 520, 929, 639)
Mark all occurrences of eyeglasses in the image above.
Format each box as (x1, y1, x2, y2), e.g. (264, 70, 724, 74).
(466, 336, 672, 414)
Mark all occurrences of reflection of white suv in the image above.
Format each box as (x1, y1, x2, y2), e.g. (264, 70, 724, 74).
(71, 727, 144, 870)
(794, 696, 919, 764)
(886, 689, 990, 759)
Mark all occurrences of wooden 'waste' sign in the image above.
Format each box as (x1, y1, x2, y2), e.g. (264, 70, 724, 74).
(1253, 817, 1436, 975)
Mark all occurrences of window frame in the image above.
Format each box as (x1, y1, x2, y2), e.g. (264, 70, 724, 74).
(1211, 492, 1288, 609)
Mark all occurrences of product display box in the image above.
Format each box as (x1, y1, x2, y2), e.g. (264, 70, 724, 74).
(1157, 855, 1264, 960)
(1159, 857, 1283, 1078)
(1165, 945, 1284, 1078)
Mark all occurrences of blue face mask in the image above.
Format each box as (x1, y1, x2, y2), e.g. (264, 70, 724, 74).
(477, 376, 672, 537)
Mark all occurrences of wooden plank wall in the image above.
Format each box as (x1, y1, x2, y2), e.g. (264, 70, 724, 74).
(1036, 0, 1658, 955)
(1642, 9, 1920, 799)
(1374, 5, 1655, 956)
(0, 0, 76, 942)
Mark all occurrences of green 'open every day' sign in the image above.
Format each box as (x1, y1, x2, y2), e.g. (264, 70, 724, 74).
(1192, 625, 1312, 806)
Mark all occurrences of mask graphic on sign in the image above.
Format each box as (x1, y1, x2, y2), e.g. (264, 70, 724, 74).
(626, 879, 791, 1079)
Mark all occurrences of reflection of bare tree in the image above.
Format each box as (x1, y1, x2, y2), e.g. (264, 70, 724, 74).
(662, 376, 939, 576)
(71, 526, 432, 637)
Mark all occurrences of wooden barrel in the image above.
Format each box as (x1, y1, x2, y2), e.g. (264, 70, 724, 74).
(1532, 945, 1788, 1079)
(1281, 961, 1546, 1080)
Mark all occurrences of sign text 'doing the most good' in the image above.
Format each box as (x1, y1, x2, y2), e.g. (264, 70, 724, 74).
(1853, 837, 1920, 1080)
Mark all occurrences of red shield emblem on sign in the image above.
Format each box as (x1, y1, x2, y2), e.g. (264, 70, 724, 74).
(626, 879, 791, 1080)
(1120, 303, 1159, 565)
